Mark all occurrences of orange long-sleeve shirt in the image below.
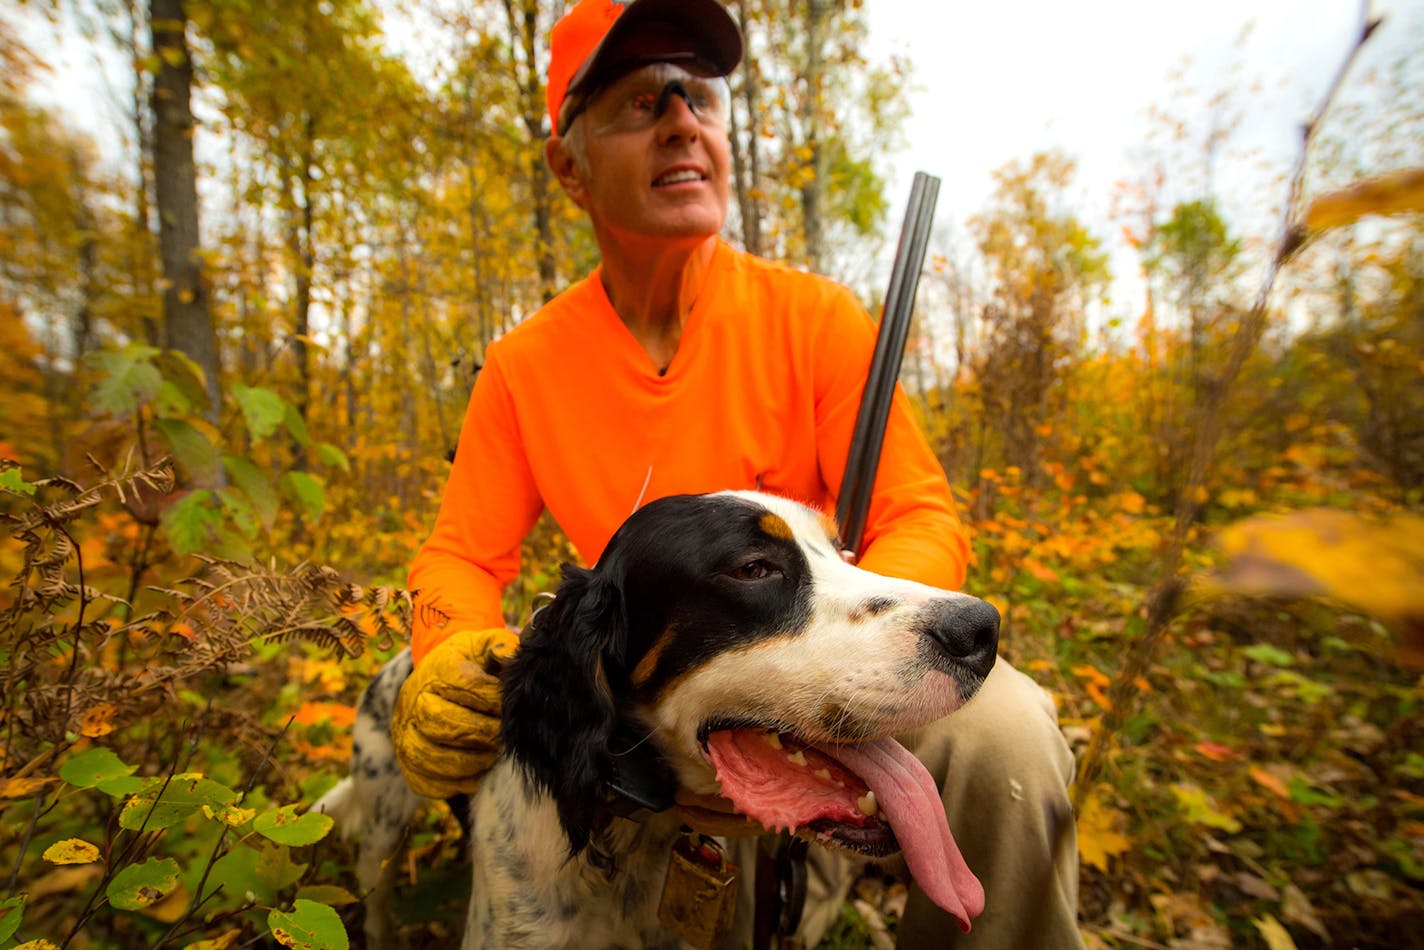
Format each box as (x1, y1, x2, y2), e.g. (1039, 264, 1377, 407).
(408, 240, 970, 662)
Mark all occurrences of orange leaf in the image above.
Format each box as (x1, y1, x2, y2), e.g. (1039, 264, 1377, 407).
(1250, 766, 1292, 799)
(1071, 664, 1111, 688)
(1195, 740, 1243, 762)
(1, 776, 57, 798)
(292, 701, 355, 729)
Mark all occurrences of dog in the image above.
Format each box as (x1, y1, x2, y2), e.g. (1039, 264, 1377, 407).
(316, 490, 1000, 948)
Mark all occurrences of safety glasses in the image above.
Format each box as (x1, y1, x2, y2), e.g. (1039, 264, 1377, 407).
(558, 61, 731, 137)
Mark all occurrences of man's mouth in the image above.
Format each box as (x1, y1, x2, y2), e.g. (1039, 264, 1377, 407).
(654, 169, 705, 187)
(702, 726, 984, 932)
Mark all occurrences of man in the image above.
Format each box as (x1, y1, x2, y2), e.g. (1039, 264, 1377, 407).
(392, 0, 1083, 946)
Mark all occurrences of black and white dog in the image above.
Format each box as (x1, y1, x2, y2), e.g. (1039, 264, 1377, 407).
(316, 490, 999, 948)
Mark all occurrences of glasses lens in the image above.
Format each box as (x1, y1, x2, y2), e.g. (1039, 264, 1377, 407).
(583, 63, 729, 134)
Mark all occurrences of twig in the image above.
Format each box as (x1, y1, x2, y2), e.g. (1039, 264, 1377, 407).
(1074, 0, 1381, 799)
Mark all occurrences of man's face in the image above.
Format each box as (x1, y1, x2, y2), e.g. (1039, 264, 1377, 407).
(564, 62, 732, 245)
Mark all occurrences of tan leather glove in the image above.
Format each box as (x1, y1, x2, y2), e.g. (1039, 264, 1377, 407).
(392, 627, 520, 799)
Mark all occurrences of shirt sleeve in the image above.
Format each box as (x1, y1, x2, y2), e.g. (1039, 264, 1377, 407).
(407, 349, 545, 663)
(811, 286, 971, 591)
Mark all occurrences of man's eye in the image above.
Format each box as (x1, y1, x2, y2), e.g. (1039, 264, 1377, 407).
(628, 91, 657, 114)
(730, 560, 779, 581)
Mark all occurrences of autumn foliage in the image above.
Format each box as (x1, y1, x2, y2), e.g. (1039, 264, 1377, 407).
(1, 1, 1422, 948)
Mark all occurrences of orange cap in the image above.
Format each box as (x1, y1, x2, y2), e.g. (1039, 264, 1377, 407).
(547, 0, 742, 135)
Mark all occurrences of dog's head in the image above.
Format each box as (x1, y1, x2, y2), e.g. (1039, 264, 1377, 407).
(500, 491, 998, 923)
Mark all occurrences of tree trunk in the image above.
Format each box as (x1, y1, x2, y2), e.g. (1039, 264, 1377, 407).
(149, 0, 220, 423)
(730, 0, 765, 257)
(502, 0, 557, 302)
(799, 0, 826, 272)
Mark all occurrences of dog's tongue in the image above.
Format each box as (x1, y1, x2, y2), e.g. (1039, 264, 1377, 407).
(705, 730, 983, 931)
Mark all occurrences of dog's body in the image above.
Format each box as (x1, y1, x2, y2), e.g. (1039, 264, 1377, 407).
(318, 491, 999, 948)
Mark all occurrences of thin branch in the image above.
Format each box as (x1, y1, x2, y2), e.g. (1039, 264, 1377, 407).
(1074, 0, 1381, 799)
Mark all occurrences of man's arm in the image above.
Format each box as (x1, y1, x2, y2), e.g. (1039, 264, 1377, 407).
(407, 351, 545, 663)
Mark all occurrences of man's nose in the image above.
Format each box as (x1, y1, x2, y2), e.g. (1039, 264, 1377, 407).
(655, 88, 701, 138)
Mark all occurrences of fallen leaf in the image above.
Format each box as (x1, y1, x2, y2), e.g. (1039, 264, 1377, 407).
(1077, 785, 1131, 871)
(1253, 914, 1298, 950)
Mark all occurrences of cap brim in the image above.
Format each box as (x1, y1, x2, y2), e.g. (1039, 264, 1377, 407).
(566, 0, 743, 104)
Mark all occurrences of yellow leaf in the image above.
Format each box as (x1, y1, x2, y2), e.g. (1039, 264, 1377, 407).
(137, 880, 190, 923)
(79, 702, 118, 738)
(42, 838, 101, 865)
(1253, 914, 1299, 950)
(1, 777, 56, 798)
(1303, 167, 1424, 233)
(1199, 508, 1424, 664)
(1077, 785, 1131, 871)
(14, 941, 63, 950)
(184, 931, 243, 950)
(1171, 782, 1242, 833)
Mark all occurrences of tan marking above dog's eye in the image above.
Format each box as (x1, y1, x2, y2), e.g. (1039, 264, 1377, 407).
(758, 512, 794, 540)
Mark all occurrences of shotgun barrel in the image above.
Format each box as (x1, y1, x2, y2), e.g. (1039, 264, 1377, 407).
(835, 170, 942, 551)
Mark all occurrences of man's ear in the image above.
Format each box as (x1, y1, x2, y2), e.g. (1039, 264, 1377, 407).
(546, 136, 588, 207)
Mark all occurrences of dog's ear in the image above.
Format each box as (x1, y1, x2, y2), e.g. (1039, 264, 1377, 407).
(499, 562, 626, 855)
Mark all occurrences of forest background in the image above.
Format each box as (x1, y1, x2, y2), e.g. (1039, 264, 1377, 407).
(0, 0, 1421, 948)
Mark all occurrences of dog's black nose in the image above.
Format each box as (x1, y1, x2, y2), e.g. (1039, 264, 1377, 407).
(926, 597, 999, 676)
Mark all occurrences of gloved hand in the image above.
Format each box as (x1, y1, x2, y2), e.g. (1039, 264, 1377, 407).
(392, 627, 520, 799)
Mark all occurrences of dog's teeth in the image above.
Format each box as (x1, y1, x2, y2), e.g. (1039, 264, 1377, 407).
(762, 732, 783, 750)
(814, 768, 832, 780)
(856, 791, 878, 817)
(786, 750, 807, 766)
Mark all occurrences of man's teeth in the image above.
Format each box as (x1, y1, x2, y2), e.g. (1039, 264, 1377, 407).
(656, 170, 702, 185)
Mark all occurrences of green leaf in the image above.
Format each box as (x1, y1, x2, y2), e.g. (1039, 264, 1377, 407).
(107, 857, 181, 910)
(210, 846, 271, 907)
(90, 347, 163, 418)
(1242, 644, 1295, 667)
(161, 490, 221, 556)
(59, 747, 137, 790)
(233, 384, 288, 442)
(0, 468, 36, 496)
(223, 456, 279, 527)
(153, 348, 210, 412)
(280, 472, 325, 524)
(155, 418, 222, 486)
(0, 895, 25, 944)
(268, 899, 349, 950)
(283, 403, 310, 448)
(255, 841, 307, 891)
(119, 774, 239, 831)
(294, 884, 358, 906)
(254, 806, 334, 847)
(316, 442, 349, 473)
(154, 379, 194, 417)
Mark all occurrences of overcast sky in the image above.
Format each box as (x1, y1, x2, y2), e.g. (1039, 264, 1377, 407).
(863, 0, 1422, 312)
(15, 0, 1421, 315)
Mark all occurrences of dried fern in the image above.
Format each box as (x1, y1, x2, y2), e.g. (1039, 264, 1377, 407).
(0, 458, 412, 779)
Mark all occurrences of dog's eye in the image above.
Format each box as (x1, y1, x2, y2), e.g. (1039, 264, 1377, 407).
(729, 559, 779, 581)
